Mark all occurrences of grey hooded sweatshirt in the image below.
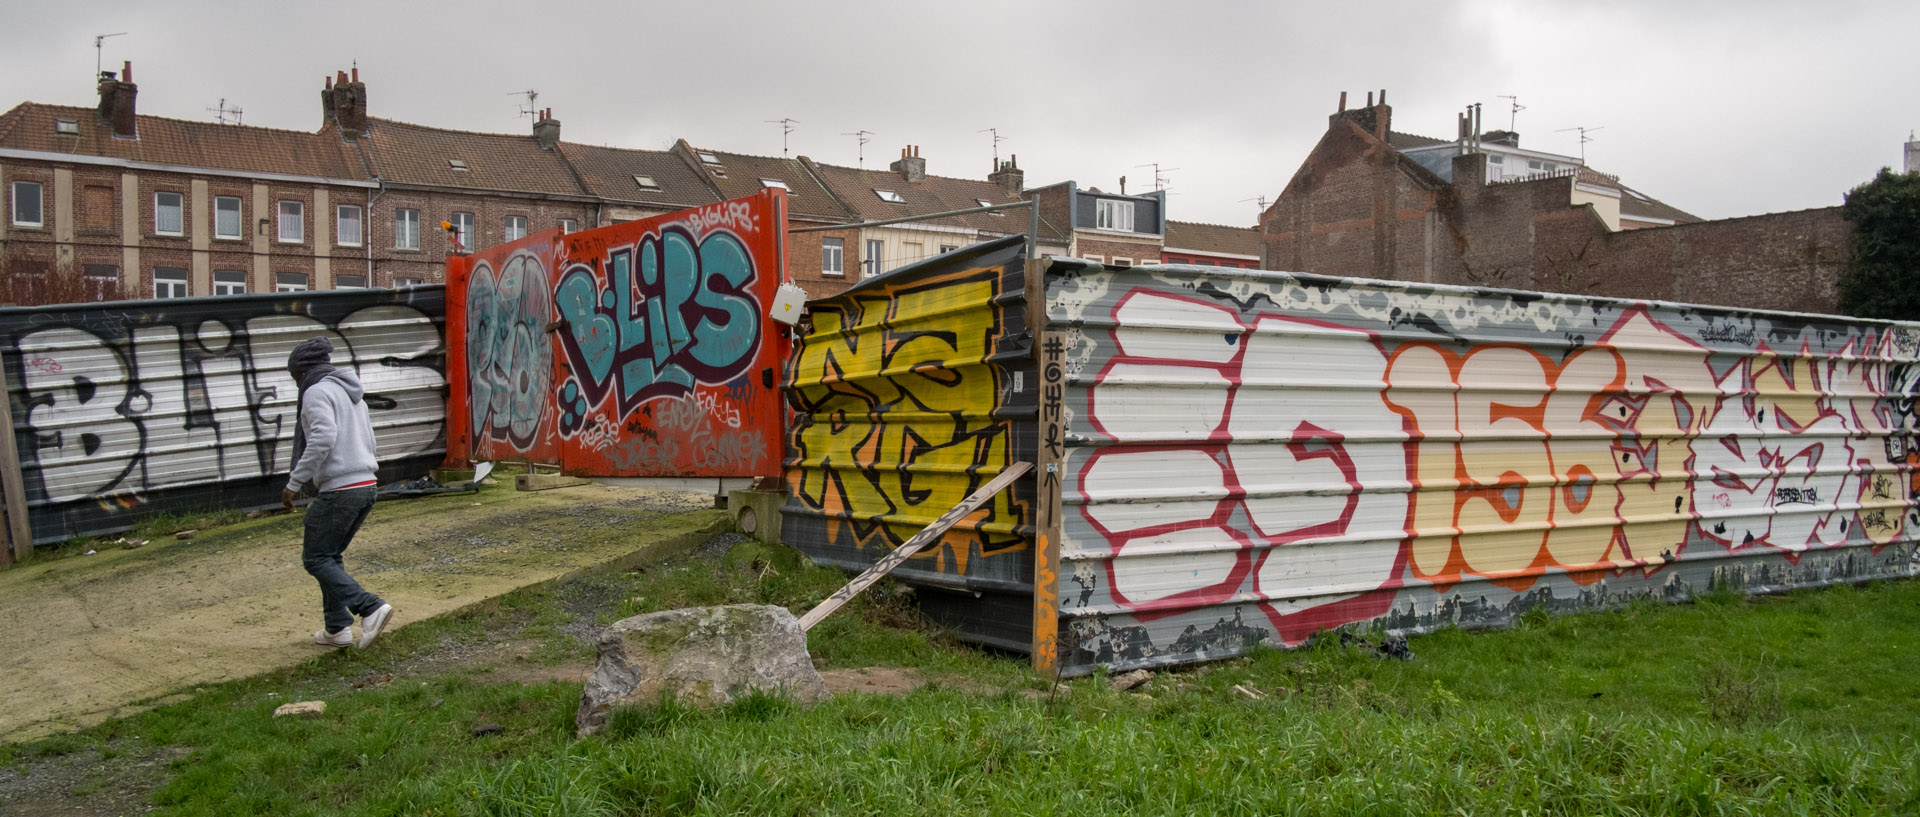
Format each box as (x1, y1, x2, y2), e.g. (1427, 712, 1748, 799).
(288, 370, 380, 494)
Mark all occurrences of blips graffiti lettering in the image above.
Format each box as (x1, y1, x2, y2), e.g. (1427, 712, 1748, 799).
(3, 288, 448, 544)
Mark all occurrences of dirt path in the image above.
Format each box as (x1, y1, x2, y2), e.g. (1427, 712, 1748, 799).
(0, 481, 725, 744)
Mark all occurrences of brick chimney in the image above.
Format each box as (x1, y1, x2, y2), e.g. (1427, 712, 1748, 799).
(96, 61, 138, 139)
(989, 154, 1023, 197)
(1328, 88, 1391, 141)
(328, 68, 368, 138)
(533, 108, 560, 150)
(889, 145, 926, 183)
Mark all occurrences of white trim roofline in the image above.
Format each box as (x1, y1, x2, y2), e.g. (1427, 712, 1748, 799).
(1163, 246, 1259, 261)
(0, 147, 379, 188)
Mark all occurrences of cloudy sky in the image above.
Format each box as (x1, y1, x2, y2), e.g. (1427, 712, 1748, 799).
(3, 0, 1914, 226)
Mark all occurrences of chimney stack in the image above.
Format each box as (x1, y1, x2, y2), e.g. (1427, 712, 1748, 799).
(989, 154, 1023, 197)
(534, 107, 561, 149)
(328, 68, 368, 139)
(889, 144, 926, 183)
(95, 60, 138, 139)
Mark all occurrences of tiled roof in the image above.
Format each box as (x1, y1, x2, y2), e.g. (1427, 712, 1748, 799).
(1165, 220, 1261, 257)
(677, 142, 850, 222)
(559, 142, 720, 208)
(801, 158, 1027, 234)
(1387, 131, 1450, 150)
(359, 118, 587, 197)
(1619, 184, 1699, 224)
(0, 102, 363, 178)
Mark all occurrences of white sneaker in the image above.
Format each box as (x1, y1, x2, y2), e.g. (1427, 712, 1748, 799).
(357, 604, 394, 649)
(313, 628, 352, 647)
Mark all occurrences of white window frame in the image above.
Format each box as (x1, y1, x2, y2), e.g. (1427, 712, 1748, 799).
(863, 239, 884, 278)
(277, 200, 304, 243)
(1113, 257, 1134, 267)
(212, 269, 246, 296)
(504, 215, 528, 242)
(450, 212, 475, 250)
(153, 267, 188, 298)
(821, 237, 844, 276)
(335, 204, 363, 247)
(394, 208, 420, 250)
(1096, 199, 1135, 232)
(10, 180, 43, 227)
(214, 195, 243, 240)
(154, 191, 184, 236)
(632, 175, 659, 191)
(558, 218, 577, 234)
(275, 272, 309, 292)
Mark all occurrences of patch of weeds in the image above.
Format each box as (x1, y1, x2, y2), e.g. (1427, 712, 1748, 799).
(605, 693, 695, 740)
(1701, 658, 1783, 727)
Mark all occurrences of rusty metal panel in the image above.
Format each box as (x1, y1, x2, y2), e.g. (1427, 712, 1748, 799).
(1047, 262, 1920, 675)
(450, 192, 789, 477)
(1, 287, 448, 545)
(782, 236, 1036, 649)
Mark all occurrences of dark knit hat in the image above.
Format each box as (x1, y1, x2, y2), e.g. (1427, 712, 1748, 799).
(287, 337, 335, 372)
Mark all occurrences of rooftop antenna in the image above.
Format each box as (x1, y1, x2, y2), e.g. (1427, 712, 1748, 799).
(206, 98, 244, 125)
(1555, 125, 1604, 164)
(508, 89, 539, 124)
(841, 130, 875, 168)
(1238, 194, 1269, 215)
(979, 127, 1006, 167)
(1497, 95, 1525, 132)
(1135, 163, 1179, 192)
(766, 117, 798, 157)
(94, 32, 127, 79)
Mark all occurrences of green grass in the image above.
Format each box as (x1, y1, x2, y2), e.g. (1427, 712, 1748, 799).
(9, 544, 1919, 816)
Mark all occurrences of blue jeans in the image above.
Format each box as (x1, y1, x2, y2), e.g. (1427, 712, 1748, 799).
(301, 486, 384, 633)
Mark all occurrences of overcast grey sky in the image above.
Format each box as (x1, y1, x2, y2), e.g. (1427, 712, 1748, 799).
(3, 0, 1914, 226)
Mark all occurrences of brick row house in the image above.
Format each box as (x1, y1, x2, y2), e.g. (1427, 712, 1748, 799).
(3, 64, 1235, 307)
(1162, 220, 1261, 268)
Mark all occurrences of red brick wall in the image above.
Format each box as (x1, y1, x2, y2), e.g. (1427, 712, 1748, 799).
(788, 226, 860, 299)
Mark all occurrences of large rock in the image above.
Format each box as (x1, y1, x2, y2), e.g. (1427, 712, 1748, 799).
(575, 604, 826, 736)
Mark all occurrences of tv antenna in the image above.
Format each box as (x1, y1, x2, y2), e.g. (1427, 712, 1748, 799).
(206, 98, 244, 125)
(508, 89, 539, 124)
(1555, 125, 1604, 163)
(841, 130, 874, 167)
(979, 127, 1006, 167)
(766, 118, 798, 157)
(1497, 95, 1525, 131)
(1135, 163, 1179, 192)
(94, 32, 127, 79)
(1238, 194, 1269, 215)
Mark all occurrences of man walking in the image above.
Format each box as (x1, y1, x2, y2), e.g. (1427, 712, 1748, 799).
(284, 337, 395, 649)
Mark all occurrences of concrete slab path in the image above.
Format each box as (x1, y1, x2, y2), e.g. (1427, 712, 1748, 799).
(0, 481, 728, 744)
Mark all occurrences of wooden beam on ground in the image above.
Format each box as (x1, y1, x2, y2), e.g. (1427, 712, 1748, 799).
(798, 461, 1032, 632)
(515, 473, 591, 492)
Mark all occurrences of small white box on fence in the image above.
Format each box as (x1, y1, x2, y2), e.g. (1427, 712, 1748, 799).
(769, 282, 808, 326)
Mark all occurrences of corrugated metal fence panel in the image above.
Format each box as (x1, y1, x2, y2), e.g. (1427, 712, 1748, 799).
(450, 193, 788, 478)
(782, 236, 1037, 649)
(1048, 262, 1920, 675)
(1, 286, 448, 544)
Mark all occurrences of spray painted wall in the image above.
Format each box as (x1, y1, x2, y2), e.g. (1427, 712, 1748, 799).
(1044, 262, 1920, 675)
(1, 287, 448, 544)
(782, 237, 1036, 650)
(449, 192, 789, 478)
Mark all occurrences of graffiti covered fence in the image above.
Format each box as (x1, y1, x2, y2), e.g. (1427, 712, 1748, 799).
(1, 287, 448, 546)
(449, 191, 789, 478)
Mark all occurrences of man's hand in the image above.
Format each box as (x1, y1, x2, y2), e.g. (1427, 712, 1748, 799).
(282, 489, 297, 510)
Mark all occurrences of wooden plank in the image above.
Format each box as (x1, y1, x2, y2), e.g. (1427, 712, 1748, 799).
(798, 461, 1032, 632)
(0, 363, 32, 565)
(514, 472, 591, 492)
(1031, 324, 1068, 676)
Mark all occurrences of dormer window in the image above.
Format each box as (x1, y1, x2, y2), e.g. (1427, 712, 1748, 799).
(54, 119, 79, 135)
(761, 178, 789, 191)
(874, 189, 905, 204)
(633, 175, 660, 190)
(448, 159, 470, 172)
(697, 151, 721, 164)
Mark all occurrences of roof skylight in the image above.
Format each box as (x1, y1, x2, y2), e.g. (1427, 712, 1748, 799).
(448, 159, 470, 171)
(633, 175, 660, 190)
(874, 189, 905, 204)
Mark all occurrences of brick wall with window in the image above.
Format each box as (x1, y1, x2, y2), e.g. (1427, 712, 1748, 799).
(784, 226, 860, 299)
(362, 190, 591, 286)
